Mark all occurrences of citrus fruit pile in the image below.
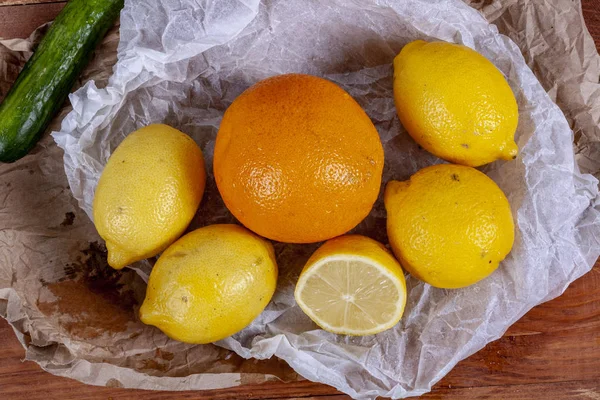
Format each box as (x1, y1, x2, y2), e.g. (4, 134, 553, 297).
(92, 40, 517, 342)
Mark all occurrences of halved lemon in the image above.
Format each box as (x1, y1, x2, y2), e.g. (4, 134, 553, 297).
(294, 235, 407, 336)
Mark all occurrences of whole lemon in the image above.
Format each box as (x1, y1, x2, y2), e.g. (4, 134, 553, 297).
(384, 164, 514, 288)
(393, 40, 519, 167)
(139, 224, 278, 344)
(93, 124, 205, 269)
(214, 74, 384, 244)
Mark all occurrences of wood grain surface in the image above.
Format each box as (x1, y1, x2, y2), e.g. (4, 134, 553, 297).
(0, 1, 65, 39)
(1, 1, 600, 399)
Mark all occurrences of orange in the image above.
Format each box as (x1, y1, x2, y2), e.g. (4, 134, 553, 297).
(213, 74, 384, 243)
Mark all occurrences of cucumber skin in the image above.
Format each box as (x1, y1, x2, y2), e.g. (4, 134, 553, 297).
(0, 0, 124, 163)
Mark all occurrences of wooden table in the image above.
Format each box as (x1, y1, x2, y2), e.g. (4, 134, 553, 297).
(1, 1, 599, 399)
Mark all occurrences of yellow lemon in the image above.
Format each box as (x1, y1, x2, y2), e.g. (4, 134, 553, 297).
(393, 40, 519, 167)
(139, 224, 278, 344)
(294, 235, 407, 336)
(93, 124, 205, 269)
(384, 164, 514, 289)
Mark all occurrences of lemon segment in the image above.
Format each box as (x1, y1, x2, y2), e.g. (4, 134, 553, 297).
(295, 235, 407, 336)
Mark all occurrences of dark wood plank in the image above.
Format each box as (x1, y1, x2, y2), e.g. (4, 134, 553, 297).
(419, 381, 600, 400)
(0, 2, 65, 38)
(287, 397, 350, 400)
(0, 0, 64, 6)
(582, 0, 600, 49)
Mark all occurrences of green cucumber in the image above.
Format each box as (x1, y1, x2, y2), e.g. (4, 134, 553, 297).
(0, 0, 124, 163)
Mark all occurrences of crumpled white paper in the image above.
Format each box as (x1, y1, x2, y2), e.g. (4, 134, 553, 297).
(50, 0, 600, 398)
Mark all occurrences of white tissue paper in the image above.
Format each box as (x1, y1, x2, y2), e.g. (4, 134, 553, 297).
(51, 0, 600, 398)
